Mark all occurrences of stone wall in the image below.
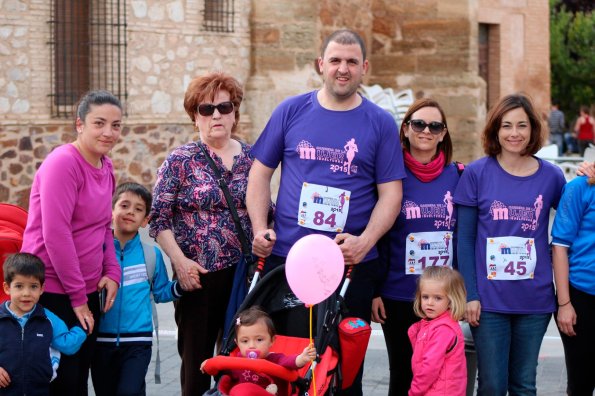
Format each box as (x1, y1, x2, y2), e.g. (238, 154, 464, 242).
(246, 0, 487, 163)
(0, 0, 551, 207)
(0, 0, 252, 207)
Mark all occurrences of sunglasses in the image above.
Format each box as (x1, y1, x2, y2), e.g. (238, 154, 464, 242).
(407, 119, 446, 134)
(197, 101, 234, 117)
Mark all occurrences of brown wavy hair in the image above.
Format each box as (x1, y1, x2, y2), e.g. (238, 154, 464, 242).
(482, 93, 543, 156)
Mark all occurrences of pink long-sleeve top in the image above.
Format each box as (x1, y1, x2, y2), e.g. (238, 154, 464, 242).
(408, 311, 467, 396)
(21, 144, 121, 307)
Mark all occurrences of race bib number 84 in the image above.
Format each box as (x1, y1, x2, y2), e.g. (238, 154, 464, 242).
(297, 182, 350, 233)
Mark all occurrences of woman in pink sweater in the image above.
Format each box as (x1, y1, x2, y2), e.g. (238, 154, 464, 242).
(408, 266, 467, 396)
(21, 90, 122, 396)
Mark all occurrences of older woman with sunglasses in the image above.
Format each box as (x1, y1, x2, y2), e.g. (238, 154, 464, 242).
(372, 98, 465, 395)
(149, 72, 254, 395)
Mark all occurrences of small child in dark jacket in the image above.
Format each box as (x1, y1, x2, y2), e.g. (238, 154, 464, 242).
(90, 182, 184, 396)
(0, 253, 87, 395)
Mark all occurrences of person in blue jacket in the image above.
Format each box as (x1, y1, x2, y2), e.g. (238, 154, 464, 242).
(551, 174, 595, 395)
(90, 182, 184, 396)
(0, 253, 87, 395)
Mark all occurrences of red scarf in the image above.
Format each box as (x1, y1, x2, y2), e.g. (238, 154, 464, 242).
(403, 150, 446, 182)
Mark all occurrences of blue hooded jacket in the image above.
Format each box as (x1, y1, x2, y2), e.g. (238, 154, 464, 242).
(96, 233, 182, 345)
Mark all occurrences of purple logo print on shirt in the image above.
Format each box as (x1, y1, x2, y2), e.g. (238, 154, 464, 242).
(310, 191, 345, 214)
(296, 138, 359, 175)
(489, 194, 542, 232)
(401, 191, 456, 230)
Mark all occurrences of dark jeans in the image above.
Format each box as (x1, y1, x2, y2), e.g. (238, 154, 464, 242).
(91, 344, 151, 396)
(39, 291, 100, 396)
(264, 255, 384, 396)
(380, 298, 417, 396)
(174, 266, 234, 396)
(471, 311, 550, 396)
(556, 285, 595, 395)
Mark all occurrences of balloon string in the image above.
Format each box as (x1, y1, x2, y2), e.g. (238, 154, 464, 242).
(310, 305, 316, 396)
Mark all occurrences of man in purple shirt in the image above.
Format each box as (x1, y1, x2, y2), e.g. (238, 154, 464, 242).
(246, 29, 405, 396)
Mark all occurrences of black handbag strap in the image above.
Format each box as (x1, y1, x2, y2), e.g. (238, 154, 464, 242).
(198, 143, 252, 259)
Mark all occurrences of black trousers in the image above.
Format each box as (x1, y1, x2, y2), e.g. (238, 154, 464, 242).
(39, 291, 100, 396)
(174, 266, 234, 396)
(556, 285, 595, 395)
(91, 344, 151, 396)
(380, 298, 418, 396)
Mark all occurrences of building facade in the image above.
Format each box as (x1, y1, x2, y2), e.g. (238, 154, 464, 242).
(0, 0, 550, 208)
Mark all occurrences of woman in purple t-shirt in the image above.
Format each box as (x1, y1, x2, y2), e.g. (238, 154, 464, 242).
(21, 90, 123, 395)
(454, 93, 566, 395)
(372, 98, 464, 395)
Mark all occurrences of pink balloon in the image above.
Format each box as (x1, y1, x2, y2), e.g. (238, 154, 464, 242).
(285, 234, 345, 305)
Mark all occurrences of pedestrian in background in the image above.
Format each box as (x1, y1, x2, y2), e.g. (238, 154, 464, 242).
(548, 99, 565, 156)
(574, 105, 595, 156)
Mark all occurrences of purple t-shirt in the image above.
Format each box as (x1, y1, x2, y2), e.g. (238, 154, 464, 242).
(251, 91, 406, 261)
(453, 156, 566, 314)
(379, 163, 461, 301)
(21, 144, 121, 307)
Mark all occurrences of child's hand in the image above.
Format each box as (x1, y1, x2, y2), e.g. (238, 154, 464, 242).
(186, 269, 201, 289)
(296, 344, 317, 367)
(0, 367, 10, 388)
(200, 360, 207, 373)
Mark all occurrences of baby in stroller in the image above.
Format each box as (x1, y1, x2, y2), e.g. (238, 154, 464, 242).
(201, 306, 316, 395)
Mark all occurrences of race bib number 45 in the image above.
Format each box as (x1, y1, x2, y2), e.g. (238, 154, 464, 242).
(485, 236, 536, 280)
(297, 182, 350, 232)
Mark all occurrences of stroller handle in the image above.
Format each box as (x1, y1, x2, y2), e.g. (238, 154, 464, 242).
(248, 233, 271, 294)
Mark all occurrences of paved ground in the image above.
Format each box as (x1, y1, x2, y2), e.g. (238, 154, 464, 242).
(89, 298, 568, 396)
(88, 228, 568, 395)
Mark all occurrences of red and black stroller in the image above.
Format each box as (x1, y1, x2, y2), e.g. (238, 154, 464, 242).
(202, 265, 371, 396)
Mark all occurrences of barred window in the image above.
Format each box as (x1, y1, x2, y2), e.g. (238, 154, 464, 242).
(203, 0, 235, 33)
(48, 0, 127, 117)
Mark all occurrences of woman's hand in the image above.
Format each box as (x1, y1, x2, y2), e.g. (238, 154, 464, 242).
(173, 256, 207, 290)
(371, 297, 386, 324)
(465, 300, 481, 327)
(556, 303, 577, 336)
(97, 276, 119, 313)
(73, 303, 95, 334)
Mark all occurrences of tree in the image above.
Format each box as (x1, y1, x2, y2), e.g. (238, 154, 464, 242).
(550, 0, 595, 117)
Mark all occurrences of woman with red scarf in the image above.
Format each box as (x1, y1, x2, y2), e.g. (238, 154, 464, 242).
(372, 98, 464, 396)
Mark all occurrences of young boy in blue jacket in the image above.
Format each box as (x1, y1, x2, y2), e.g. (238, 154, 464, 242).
(90, 182, 184, 396)
(0, 253, 87, 395)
